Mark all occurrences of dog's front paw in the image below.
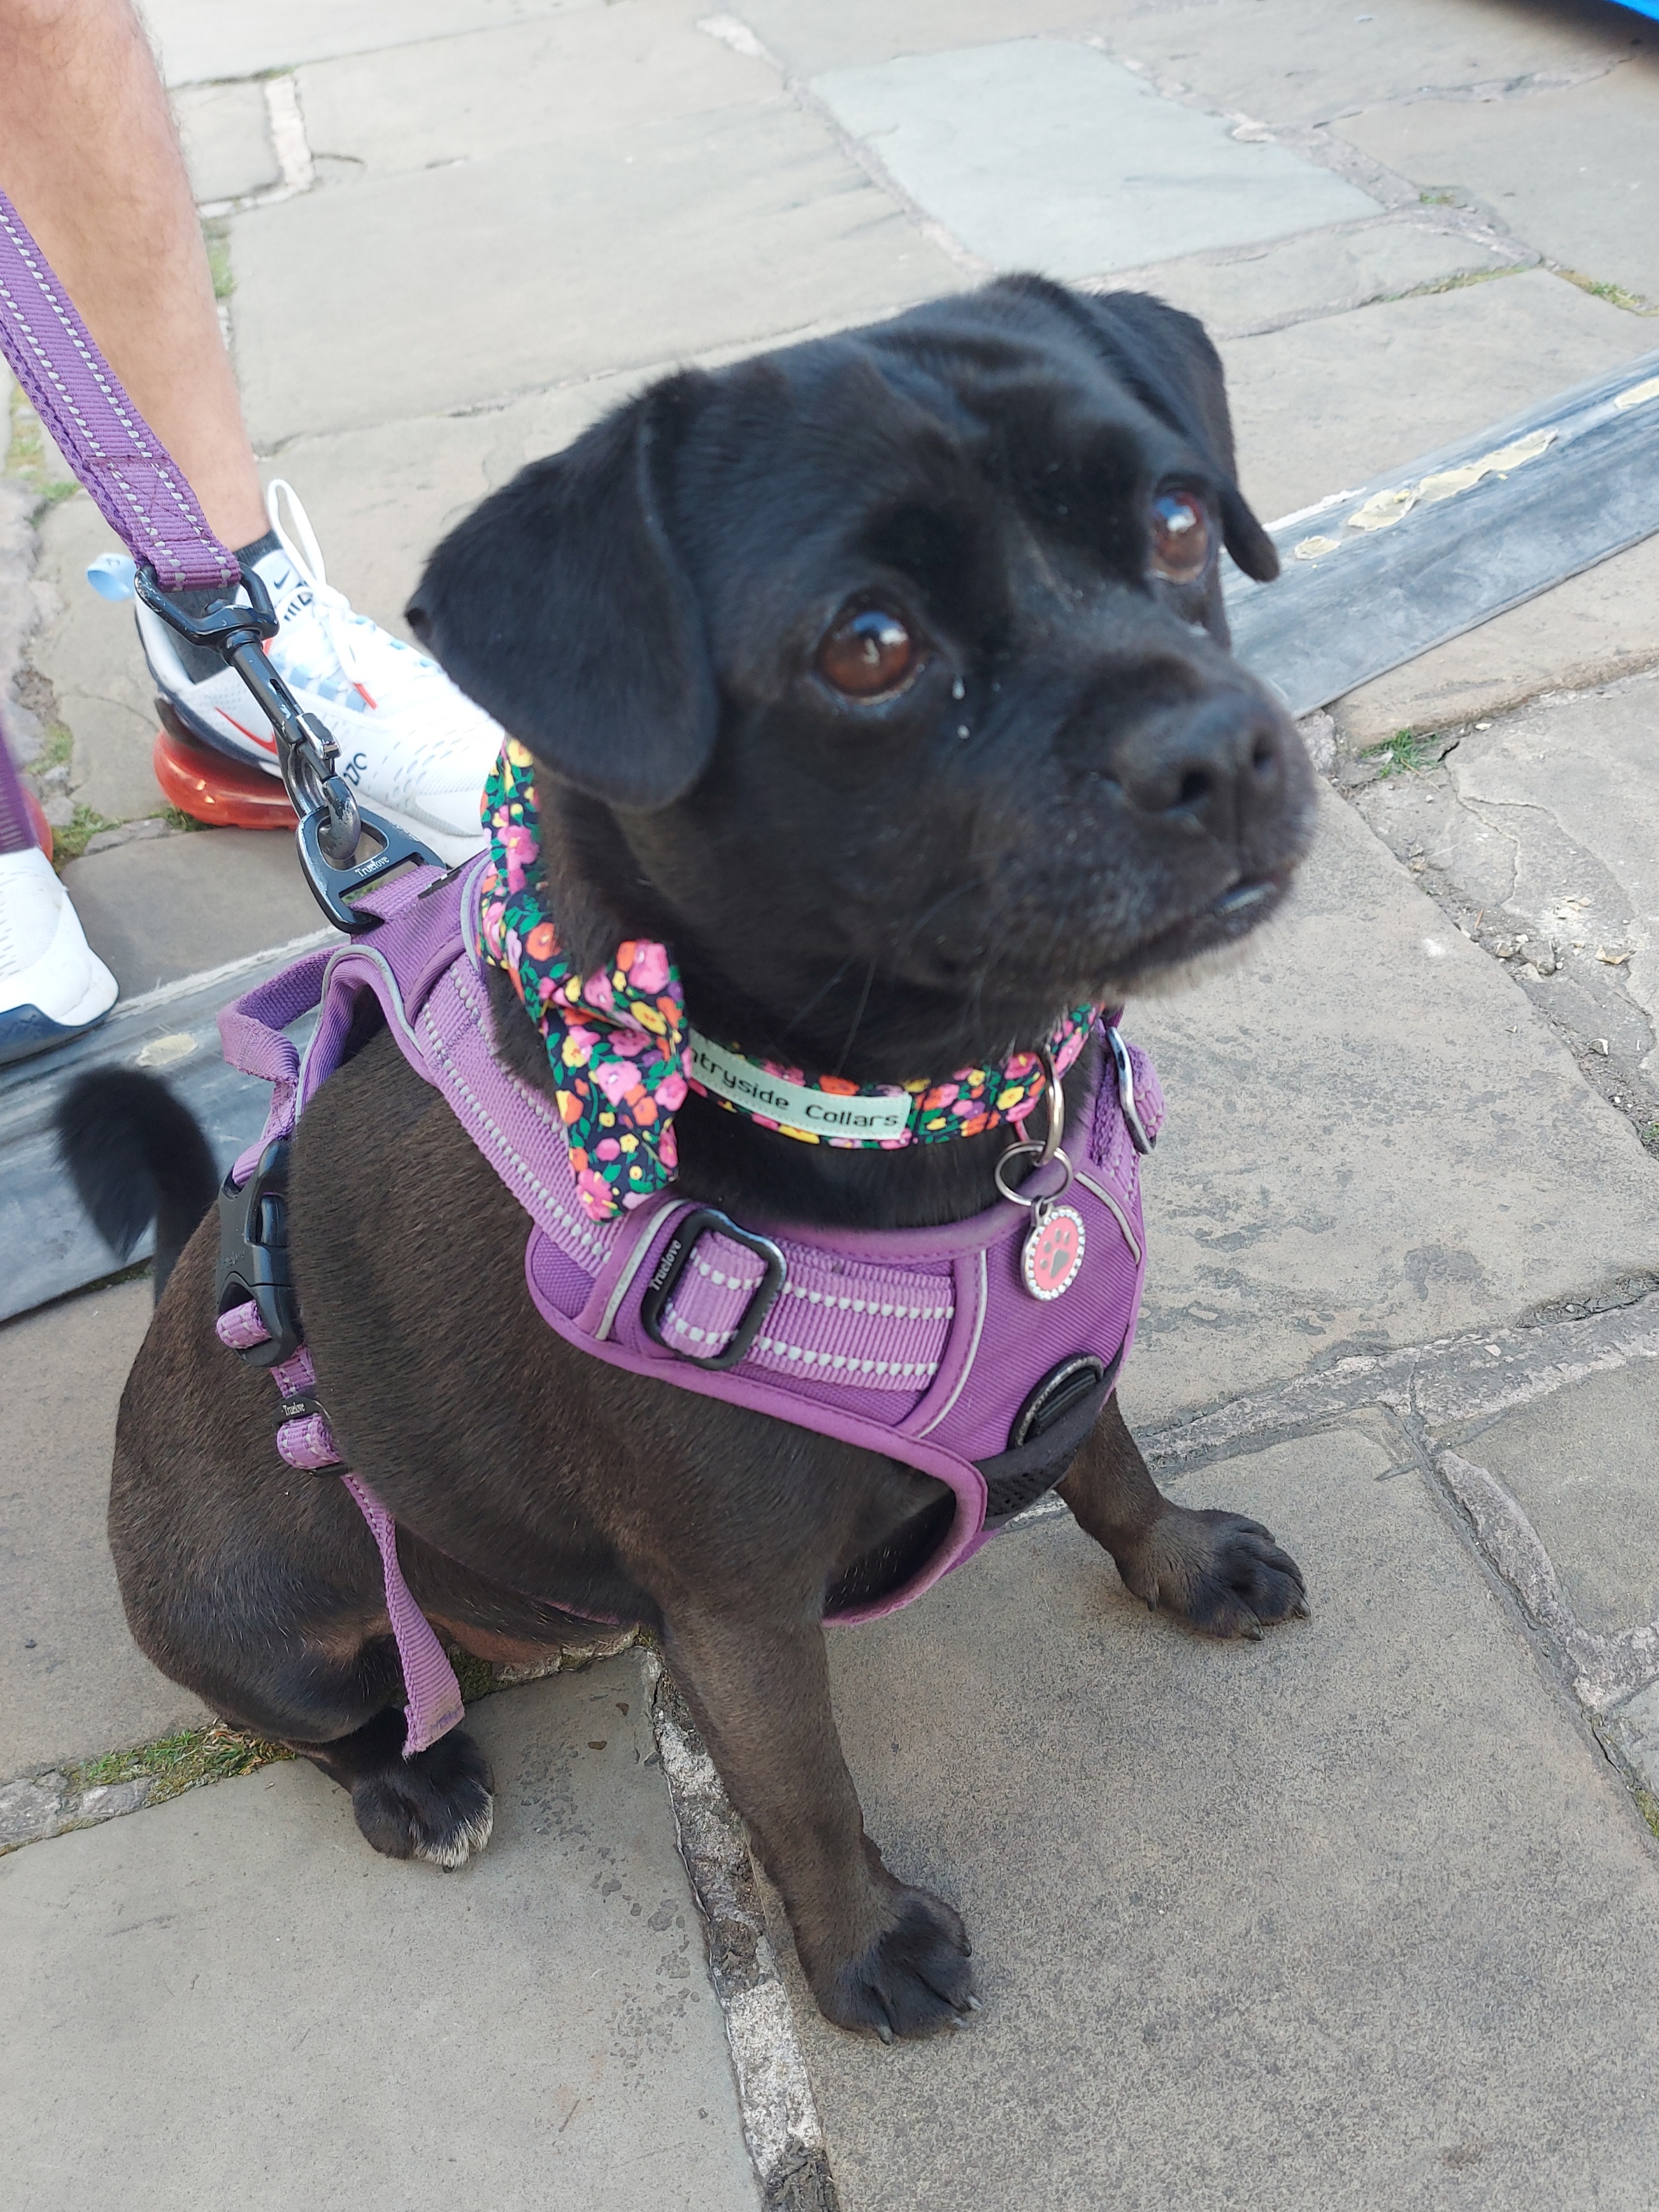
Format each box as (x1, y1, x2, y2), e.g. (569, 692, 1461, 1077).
(1118, 1504, 1308, 1640)
(816, 1887, 977, 2042)
(351, 1727, 495, 1867)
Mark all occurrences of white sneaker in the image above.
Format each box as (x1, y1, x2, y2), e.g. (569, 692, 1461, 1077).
(0, 843, 119, 1064)
(132, 481, 499, 867)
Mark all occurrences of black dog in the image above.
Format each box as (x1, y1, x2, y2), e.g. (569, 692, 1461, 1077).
(64, 277, 1313, 2042)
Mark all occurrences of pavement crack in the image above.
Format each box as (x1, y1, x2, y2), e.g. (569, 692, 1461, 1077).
(646, 1654, 839, 2212)
(1436, 1449, 1659, 1712)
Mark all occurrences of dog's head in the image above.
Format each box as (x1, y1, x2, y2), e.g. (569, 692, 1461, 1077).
(409, 277, 1313, 1077)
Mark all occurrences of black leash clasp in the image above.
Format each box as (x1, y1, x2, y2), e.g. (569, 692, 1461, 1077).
(215, 1138, 304, 1368)
(135, 559, 444, 932)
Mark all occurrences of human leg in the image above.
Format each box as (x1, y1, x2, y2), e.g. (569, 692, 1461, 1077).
(0, 3, 499, 866)
(0, 0, 265, 546)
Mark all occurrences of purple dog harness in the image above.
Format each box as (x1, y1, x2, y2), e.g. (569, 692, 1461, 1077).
(216, 860, 1162, 1755)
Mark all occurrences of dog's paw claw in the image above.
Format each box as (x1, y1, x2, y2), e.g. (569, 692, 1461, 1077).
(819, 1888, 975, 2042)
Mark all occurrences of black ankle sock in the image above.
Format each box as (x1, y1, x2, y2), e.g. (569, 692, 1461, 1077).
(163, 528, 285, 683)
(234, 527, 281, 567)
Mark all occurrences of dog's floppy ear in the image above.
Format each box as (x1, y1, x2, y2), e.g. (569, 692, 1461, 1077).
(1001, 278, 1280, 584)
(407, 373, 718, 810)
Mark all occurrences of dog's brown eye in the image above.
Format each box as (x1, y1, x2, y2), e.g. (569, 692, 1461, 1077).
(1149, 491, 1210, 583)
(816, 608, 919, 699)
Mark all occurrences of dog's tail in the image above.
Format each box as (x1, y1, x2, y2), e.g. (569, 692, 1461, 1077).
(56, 1071, 218, 1300)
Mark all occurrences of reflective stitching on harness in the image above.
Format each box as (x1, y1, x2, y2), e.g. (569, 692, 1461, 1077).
(753, 1333, 938, 1379)
(663, 1309, 939, 1379)
(419, 981, 605, 1260)
(687, 1250, 951, 1320)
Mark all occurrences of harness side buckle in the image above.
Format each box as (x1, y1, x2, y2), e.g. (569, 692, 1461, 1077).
(215, 1138, 304, 1368)
(640, 1207, 787, 1372)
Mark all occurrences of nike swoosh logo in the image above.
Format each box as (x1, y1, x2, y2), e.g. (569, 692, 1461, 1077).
(217, 708, 278, 756)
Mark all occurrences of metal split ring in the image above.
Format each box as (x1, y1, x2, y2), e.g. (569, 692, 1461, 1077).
(994, 1048, 1073, 1212)
(992, 1138, 1074, 1214)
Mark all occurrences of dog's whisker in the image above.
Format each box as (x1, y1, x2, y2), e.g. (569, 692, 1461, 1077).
(779, 956, 854, 1041)
(832, 958, 877, 1076)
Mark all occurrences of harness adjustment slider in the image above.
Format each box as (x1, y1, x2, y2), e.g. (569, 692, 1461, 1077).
(640, 1207, 787, 1372)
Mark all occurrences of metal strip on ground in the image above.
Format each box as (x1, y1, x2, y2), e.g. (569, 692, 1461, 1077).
(1225, 348, 1659, 718)
(0, 928, 333, 1320)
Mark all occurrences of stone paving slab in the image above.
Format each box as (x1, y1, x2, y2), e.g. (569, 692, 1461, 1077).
(737, 0, 1113, 80)
(1446, 1359, 1659, 1638)
(1095, 214, 1525, 343)
(295, 0, 776, 180)
(31, 494, 167, 827)
(1218, 269, 1653, 522)
(62, 829, 323, 999)
(809, 40, 1377, 278)
(776, 1424, 1659, 2211)
(1336, 60, 1659, 303)
(1121, 785, 1659, 1429)
(1112, 0, 1642, 130)
(1330, 533, 1659, 751)
(146, 0, 595, 88)
(1354, 665, 1659, 1128)
(231, 87, 957, 446)
(0, 1659, 758, 2212)
(173, 78, 278, 206)
(1, 1280, 210, 1777)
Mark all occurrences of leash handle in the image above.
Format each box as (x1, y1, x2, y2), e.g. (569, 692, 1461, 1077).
(0, 187, 239, 591)
(0, 187, 443, 925)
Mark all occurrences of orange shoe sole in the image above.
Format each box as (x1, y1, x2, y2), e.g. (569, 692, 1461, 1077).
(153, 718, 296, 830)
(24, 789, 53, 861)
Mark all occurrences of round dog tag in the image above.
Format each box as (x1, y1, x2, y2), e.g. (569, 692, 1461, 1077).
(1022, 1204, 1085, 1300)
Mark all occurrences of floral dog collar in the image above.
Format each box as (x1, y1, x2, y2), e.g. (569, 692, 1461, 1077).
(479, 742, 1099, 1218)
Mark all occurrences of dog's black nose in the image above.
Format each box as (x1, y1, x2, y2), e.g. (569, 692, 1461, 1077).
(1112, 692, 1292, 843)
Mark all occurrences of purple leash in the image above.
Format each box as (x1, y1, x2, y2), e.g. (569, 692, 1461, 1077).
(0, 187, 239, 591)
(0, 187, 442, 930)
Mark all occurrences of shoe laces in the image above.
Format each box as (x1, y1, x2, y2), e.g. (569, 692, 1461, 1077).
(266, 478, 388, 700)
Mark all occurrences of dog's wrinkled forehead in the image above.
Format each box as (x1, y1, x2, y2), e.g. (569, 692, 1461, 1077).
(409, 275, 1280, 819)
(673, 316, 1207, 667)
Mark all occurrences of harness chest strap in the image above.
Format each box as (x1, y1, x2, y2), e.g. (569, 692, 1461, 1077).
(214, 862, 1162, 1757)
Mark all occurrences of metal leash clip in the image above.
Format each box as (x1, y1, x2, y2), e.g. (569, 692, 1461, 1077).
(135, 560, 443, 930)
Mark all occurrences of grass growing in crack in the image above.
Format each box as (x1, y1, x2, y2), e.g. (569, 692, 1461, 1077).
(1636, 1784, 1659, 1844)
(1387, 264, 1528, 305)
(34, 720, 74, 772)
(6, 385, 78, 520)
(1550, 263, 1657, 317)
(51, 802, 123, 864)
(67, 1723, 293, 1807)
(160, 804, 205, 833)
(1366, 728, 1438, 778)
(202, 217, 235, 303)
